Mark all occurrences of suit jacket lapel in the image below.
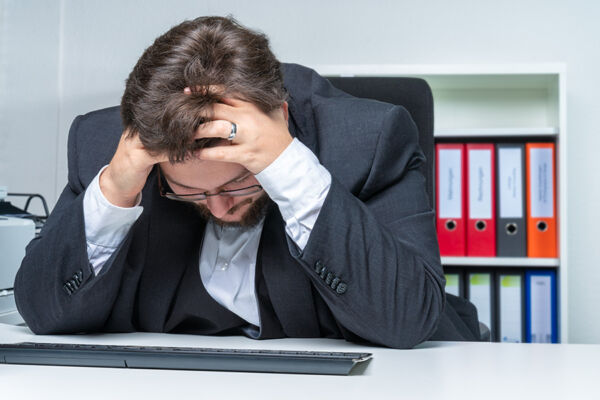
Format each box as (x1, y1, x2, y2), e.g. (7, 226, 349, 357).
(137, 175, 206, 332)
(259, 204, 320, 337)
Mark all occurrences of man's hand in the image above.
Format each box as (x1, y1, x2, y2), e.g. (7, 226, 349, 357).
(189, 92, 293, 174)
(100, 128, 169, 207)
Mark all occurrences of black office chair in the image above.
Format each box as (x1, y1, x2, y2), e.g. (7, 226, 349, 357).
(326, 76, 489, 342)
(326, 77, 434, 209)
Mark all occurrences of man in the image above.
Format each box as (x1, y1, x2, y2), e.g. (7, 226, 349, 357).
(14, 16, 479, 348)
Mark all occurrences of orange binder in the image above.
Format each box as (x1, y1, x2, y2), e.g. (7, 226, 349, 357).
(526, 143, 557, 257)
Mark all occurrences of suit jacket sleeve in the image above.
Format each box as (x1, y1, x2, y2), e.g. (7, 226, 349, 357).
(289, 105, 445, 349)
(13, 114, 138, 334)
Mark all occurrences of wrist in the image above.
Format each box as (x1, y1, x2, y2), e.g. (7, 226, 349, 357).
(99, 167, 140, 208)
(253, 134, 294, 174)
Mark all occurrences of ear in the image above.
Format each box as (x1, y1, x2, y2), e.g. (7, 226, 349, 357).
(282, 101, 289, 123)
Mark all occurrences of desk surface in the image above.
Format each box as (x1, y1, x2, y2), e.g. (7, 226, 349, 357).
(0, 323, 597, 400)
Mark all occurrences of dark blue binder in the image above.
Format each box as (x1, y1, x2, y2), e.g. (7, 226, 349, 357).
(525, 270, 558, 343)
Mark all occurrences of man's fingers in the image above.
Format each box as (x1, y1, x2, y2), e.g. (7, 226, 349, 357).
(194, 119, 235, 140)
(183, 85, 226, 96)
(217, 96, 246, 108)
(210, 103, 238, 121)
(182, 86, 248, 109)
(196, 144, 242, 163)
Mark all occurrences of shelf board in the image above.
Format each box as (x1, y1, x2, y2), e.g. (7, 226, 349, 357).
(434, 127, 558, 138)
(441, 257, 559, 267)
(315, 63, 566, 78)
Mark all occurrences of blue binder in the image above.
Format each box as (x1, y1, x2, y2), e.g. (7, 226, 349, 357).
(525, 270, 558, 343)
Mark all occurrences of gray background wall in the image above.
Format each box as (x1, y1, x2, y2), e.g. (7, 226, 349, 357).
(1, 0, 598, 343)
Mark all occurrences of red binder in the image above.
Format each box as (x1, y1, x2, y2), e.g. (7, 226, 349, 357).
(436, 143, 466, 256)
(466, 143, 496, 256)
(526, 143, 557, 257)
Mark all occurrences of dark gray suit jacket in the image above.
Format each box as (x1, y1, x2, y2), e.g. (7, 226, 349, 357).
(14, 63, 478, 348)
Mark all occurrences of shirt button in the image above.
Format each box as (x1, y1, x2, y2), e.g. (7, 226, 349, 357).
(220, 262, 230, 271)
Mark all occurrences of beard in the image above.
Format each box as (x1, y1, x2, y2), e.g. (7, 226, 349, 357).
(191, 192, 270, 228)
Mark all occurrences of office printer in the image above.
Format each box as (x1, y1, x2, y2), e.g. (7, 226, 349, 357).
(0, 187, 37, 325)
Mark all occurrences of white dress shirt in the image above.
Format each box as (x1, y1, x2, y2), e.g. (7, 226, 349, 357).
(83, 138, 331, 329)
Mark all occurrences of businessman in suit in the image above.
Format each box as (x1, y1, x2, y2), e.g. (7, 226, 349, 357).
(14, 16, 479, 348)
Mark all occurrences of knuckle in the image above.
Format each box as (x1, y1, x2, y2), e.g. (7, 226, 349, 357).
(243, 151, 256, 165)
(214, 149, 226, 160)
(222, 121, 232, 136)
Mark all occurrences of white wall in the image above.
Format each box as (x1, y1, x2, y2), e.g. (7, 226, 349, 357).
(0, 1, 60, 215)
(1, 0, 599, 343)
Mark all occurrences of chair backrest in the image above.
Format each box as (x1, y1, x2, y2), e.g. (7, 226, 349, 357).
(327, 77, 488, 342)
(326, 77, 434, 208)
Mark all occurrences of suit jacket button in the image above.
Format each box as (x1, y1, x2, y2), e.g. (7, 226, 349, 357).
(336, 282, 347, 294)
(314, 260, 325, 274)
(319, 266, 328, 279)
(74, 270, 83, 285)
(63, 283, 73, 295)
(330, 277, 341, 289)
(325, 272, 334, 285)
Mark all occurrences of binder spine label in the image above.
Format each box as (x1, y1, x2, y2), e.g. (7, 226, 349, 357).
(529, 148, 554, 218)
(438, 149, 462, 219)
(468, 150, 492, 219)
(498, 148, 524, 218)
(530, 275, 553, 343)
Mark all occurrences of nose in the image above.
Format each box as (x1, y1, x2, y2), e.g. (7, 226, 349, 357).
(205, 195, 234, 218)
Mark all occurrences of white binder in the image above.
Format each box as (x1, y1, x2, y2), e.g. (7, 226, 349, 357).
(497, 272, 524, 343)
(467, 272, 494, 338)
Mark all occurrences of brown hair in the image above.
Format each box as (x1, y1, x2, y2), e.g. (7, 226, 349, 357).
(121, 16, 287, 162)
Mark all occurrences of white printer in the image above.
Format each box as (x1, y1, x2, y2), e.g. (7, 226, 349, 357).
(0, 215, 35, 324)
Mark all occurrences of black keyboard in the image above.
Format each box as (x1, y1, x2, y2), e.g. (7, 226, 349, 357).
(0, 342, 372, 375)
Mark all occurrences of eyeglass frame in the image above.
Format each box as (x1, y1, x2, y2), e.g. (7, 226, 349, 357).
(156, 166, 263, 202)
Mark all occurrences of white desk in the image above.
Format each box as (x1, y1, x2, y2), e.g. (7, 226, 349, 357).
(0, 323, 597, 400)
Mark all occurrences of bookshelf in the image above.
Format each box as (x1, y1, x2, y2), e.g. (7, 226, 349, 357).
(317, 64, 567, 342)
(441, 257, 560, 268)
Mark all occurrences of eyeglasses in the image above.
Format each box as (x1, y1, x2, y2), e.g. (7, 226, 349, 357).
(157, 167, 263, 202)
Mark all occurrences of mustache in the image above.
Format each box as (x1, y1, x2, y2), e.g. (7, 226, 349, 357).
(190, 192, 270, 228)
(227, 197, 253, 215)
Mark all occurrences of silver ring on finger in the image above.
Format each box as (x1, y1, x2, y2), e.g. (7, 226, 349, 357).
(228, 122, 237, 141)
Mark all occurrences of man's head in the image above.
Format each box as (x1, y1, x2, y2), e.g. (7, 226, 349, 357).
(121, 16, 287, 226)
(122, 16, 287, 160)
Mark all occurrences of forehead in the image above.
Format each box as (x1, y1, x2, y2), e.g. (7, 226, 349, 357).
(159, 159, 248, 190)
